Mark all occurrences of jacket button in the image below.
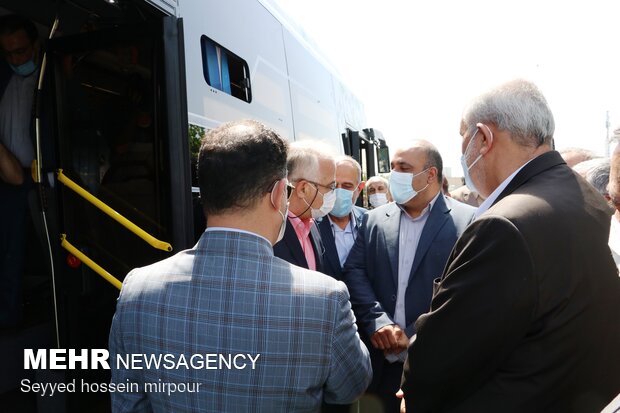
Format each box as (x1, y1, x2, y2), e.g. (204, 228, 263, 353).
(391, 295, 396, 301)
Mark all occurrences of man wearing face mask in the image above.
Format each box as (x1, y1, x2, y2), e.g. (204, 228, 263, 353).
(0, 14, 40, 327)
(316, 155, 367, 413)
(109, 120, 371, 412)
(401, 80, 620, 413)
(366, 175, 392, 208)
(273, 140, 337, 272)
(318, 155, 366, 281)
(342, 140, 475, 412)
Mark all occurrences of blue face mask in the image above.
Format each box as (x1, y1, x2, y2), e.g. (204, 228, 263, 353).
(460, 128, 485, 194)
(330, 188, 354, 218)
(10, 59, 37, 77)
(389, 169, 429, 205)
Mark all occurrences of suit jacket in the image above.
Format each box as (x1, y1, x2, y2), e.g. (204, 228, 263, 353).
(343, 193, 475, 339)
(318, 206, 367, 281)
(402, 151, 620, 413)
(273, 218, 325, 271)
(109, 229, 372, 412)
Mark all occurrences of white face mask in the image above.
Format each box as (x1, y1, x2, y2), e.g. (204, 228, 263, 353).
(389, 169, 429, 205)
(460, 125, 491, 194)
(308, 186, 336, 219)
(271, 180, 289, 244)
(369, 192, 388, 208)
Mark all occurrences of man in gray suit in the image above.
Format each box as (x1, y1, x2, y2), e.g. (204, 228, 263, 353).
(343, 140, 475, 412)
(109, 120, 371, 412)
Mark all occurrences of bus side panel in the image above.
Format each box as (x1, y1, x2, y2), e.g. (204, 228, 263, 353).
(281, 29, 341, 151)
(181, 0, 295, 141)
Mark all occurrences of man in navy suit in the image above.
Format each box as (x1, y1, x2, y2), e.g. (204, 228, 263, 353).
(318, 155, 367, 413)
(343, 140, 475, 412)
(273, 141, 336, 272)
(318, 155, 366, 281)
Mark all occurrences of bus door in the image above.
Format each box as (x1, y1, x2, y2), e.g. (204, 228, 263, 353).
(342, 127, 390, 205)
(43, 16, 191, 410)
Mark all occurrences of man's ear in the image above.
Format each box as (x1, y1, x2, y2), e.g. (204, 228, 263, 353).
(358, 181, 366, 192)
(477, 123, 495, 155)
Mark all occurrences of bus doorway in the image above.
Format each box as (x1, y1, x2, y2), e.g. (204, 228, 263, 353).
(0, 1, 191, 411)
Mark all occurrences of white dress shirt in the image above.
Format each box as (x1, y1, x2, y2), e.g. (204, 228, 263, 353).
(388, 192, 440, 363)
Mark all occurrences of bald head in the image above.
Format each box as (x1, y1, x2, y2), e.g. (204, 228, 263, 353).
(393, 140, 443, 183)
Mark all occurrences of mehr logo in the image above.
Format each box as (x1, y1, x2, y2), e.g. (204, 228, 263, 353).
(24, 349, 110, 370)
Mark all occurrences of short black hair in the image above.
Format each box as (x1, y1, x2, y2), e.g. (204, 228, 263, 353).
(0, 15, 38, 44)
(422, 145, 443, 182)
(198, 119, 288, 215)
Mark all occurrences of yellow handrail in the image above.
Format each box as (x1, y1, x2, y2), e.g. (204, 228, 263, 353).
(56, 169, 172, 252)
(60, 234, 122, 290)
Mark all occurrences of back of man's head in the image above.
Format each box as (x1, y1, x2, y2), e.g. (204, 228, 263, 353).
(198, 120, 287, 216)
(462, 79, 555, 148)
(559, 147, 601, 168)
(0, 14, 38, 43)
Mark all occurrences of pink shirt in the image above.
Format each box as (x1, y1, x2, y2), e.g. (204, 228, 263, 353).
(287, 211, 317, 271)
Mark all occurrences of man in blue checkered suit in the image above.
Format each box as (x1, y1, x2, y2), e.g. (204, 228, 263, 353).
(109, 120, 372, 412)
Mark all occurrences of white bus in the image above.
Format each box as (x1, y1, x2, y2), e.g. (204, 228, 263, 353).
(0, 0, 388, 410)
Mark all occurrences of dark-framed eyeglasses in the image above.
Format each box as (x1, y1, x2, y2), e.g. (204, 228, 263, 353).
(304, 179, 336, 192)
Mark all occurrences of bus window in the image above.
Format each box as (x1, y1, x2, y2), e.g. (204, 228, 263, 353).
(200, 35, 251, 103)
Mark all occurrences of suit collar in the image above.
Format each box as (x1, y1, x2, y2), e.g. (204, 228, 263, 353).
(380, 194, 450, 286)
(282, 219, 308, 267)
(198, 228, 274, 256)
(408, 193, 451, 278)
(493, 150, 564, 207)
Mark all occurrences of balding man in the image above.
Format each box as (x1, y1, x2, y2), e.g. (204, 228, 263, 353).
(343, 140, 475, 412)
(318, 155, 366, 281)
(402, 79, 620, 412)
(559, 146, 601, 168)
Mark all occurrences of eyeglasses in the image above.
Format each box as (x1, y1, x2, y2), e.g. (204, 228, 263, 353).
(304, 179, 336, 192)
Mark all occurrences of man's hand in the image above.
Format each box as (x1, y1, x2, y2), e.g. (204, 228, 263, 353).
(371, 324, 408, 352)
(396, 389, 406, 412)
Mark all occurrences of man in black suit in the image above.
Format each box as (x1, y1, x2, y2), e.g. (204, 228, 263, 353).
(401, 79, 620, 413)
(273, 140, 336, 273)
(318, 155, 366, 281)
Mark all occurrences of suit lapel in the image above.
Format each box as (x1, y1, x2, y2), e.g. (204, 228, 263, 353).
(283, 219, 308, 267)
(381, 204, 401, 287)
(309, 222, 325, 272)
(409, 194, 449, 280)
(318, 218, 341, 274)
(352, 206, 366, 231)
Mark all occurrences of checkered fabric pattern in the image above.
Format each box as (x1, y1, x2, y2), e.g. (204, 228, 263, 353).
(109, 230, 371, 412)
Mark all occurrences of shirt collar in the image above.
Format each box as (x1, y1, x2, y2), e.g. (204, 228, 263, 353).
(205, 227, 271, 245)
(474, 159, 532, 219)
(397, 191, 441, 221)
(328, 212, 356, 233)
(287, 211, 313, 238)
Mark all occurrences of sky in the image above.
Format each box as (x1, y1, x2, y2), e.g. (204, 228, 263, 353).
(269, 0, 620, 176)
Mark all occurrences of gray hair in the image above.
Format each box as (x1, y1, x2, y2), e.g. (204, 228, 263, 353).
(336, 155, 362, 184)
(463, 79, 555, 147)
(287, 140, 336, 183)
(573, 158, 610, 196)
(366, 175, 388, 186)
